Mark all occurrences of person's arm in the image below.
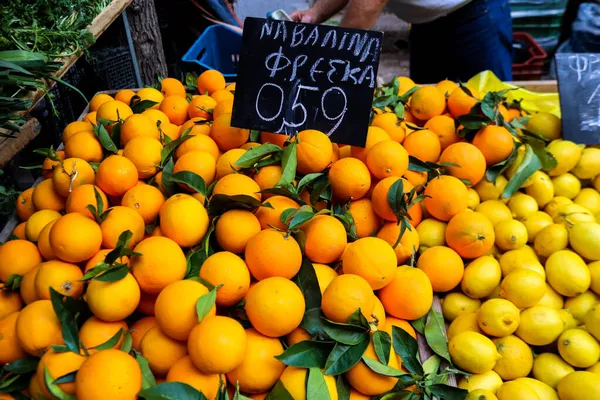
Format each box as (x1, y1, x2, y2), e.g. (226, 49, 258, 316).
(289, 0, 350, 24)
(340, 0, 389, 29)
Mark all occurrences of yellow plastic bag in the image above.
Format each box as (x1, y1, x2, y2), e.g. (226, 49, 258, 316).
(467, 70, 561, 118)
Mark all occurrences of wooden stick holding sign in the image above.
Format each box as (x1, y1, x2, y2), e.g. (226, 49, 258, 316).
(231, 17, 383, 147)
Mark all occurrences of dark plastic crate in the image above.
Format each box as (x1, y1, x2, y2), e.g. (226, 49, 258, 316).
(182, 25, 242, 79)
(512, 32, 548, 80)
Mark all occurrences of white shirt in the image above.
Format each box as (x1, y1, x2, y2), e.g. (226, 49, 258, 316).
(385, 0, 473, 24)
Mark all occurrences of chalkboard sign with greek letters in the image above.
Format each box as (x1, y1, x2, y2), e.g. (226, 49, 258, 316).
(231, 17, 383, 147)
(555, 53, 600, 144)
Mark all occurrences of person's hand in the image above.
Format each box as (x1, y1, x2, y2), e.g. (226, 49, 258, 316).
(289, 8, 321, 24)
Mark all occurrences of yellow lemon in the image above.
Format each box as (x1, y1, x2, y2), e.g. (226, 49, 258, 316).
(571, 148, 600, 179)
(500, 269, 545, 308)
(525, 171, 554, 208)
(494, 219, 528, 251)
(513, 377, 559, 400)
(449, 331, 501, 374)
(466, 389, 498, 400)
(507, 193, 539, 220)
(558, 329, 600, 368)
(544, 196, 573, 219)
(557, 371, 600, 400)
(447, 311, 483, 340)
(553, 203, 595, 227)
(587, 362, 600, 375)
(475, 176, 508, 203)
(533, 353, 575, 389)
(461, 256, 502, 299)
(585, 304, 600, 341)
(499, 248, 544, 278)
(516, 306, 563, 346)
(591, 261, 600, 296)
(558, 309, 579, 331)
(441, 292, 481, 322)
(476, 200, 513, 227)
(551, 173, 581, 199)
(504, 145, 535, 187)
(533, 223, 569, 258)
(467, 188, 481, 210)
(546, 250, 590, 297)
(565, 291, 600, 322)
(416, 218, 447, 249)
(546, 140, 583, 176)
(526, 112, 561, 141)
(492, 335, 533, 380)
(535, 283, 564, 309)
(477, 298, 520, 337)
(458, 370, 503, 393)
(496, 380, 540, 400)
(574, 188, 600, 215)
(522, 211, 554, 242)
(570, 222, 600, 261)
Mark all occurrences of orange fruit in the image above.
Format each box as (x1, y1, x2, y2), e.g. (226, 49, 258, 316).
(506, 108, 521, 122)
(255, 195, 299, 230)
(120, 114, 161, 146)
(424, 175, 469, 221)
(16, 300, 64, 356)
(34, 260, 84, 299)
(382, 316, 418, 339)
(446, 210, 495, 258)
(16, 188, 35, 221)
(396, 76, 416, 94)
(131, 236, 187, 294)
(161, 77, 186, 97)
(212, 97, 234, 120)
(409, 86, 446, 121)
(76, 349, 142, 400)
(114, 89, 136, 104)
(180, 117, 211, 137)
(212, 173, 261, 201)
(89, 93, 113, 112)
(299, 190, 327, 211)
(121, 184, 165, 225)
(436, 79, 458, 96)
(159, 122, 181, 141)
(86, 272, 140, 322)
(371, 113, 406, 143)
(166, 356, 220, 398)
(84, 249, 129, 273)
(302, 215, 347, 264)
(472, 125, 514, 166)
(215, 209, 261, 254)
(199, 251, 251, 306)
(348, 198, 382, 238)
(322, 274, 375, 323)
(137, 87, 164, 108)
(342, 237, 396, 290)
(371, 177, 422, 225)
(197, 70, 226, 95)
(211, 89, 234, 104)
(96, 100, 133, 125)
(260, 131, 288, 147)
(66, 184, 108, 220)
(351, 126, 390, 162)
(314, 264, 339, 294)
(366, 140, 409, 180)
(402, 129, 441, 163)
(130, 316, 157, 351)
(0, 239, 42, 281)
(85, 111, 97, 125)
(25, 210, 61, 242)
(96, 155, 139, 197)
(245, 277, 305, 337)
(329, 157, 371, 201)
(447, 86, 480, 118)
(245, 229, 302, 280)
(49, 213, 102, 262)
(286, 327, 312, 346)
(79, 317, 127, 351)
(123, 137, 162, 179)
(403, 169, 427, 187)
(439, 142, 487, 186)
(215, 149, 245, 179)
(12, 222, 27, 240)
(226, 328, 285, 394)
(346, 337, 402, 396)
(64, 131, 103, 163)
(418, 246, 464, 292)
(175, 132, 220, 161)
(210, 114, 250, 151)
(188, 315, 246, 373)
(20, 265, 39, 305)
(36, 348, 85, 397)
(32, 178, 65, 211)
(41, 150, 66, 179)
(159, 95, 189, 126)
(424, 115, 460, 150)
(173, 150, 217, 187)
(379, 266, 433, 320)
(292, 129, 333, 175)
(159, 194, 209, 247)
(188, 95, 217, 120)
(376, 221, 420, 264)
(63, 121, 93, 143)
(137, 291, 157, 316)
(280, 366, 338, 399)
(254, 165, 283, 194)
(100, 206, 145, 249)
(0, 287, 22, 319)
(0, 312, 27, 364)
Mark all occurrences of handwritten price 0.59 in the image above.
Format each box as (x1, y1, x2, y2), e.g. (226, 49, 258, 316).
(255, 83, 348, 136)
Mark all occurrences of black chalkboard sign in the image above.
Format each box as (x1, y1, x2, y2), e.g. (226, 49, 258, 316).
(555, 53, 600, 144)
(231, 17, 383, 147)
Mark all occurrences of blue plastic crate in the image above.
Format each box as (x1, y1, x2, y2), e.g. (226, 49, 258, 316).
(182, 25, 242, 79)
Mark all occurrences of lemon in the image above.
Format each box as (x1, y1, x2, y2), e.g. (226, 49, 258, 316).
(544, 196, 573, 219)
(485, 244, 502, 260)
(535, 283, 564, 309)
(500, 269, 545, 308)
(585, 304, 600, 341)
(467, 188, 481, 210)
(557, 371, 600, 400)
(522, 211, 554, 242)
(492, 335, 533, 380)
(551, 173, 581, 199)
(571, 148, 600, 179)
(496, 380, 540, 400)
(590, 261, 600, 296)
(519, 244, 540, 259)
(514, 378, 558, 400)
(507, 193, 538, 220)
(546, 250, 591, 296)
(553, 203, 596, 227)
(516, 306, 563, 346)
(526, 111, 561, 141)
(569, 222, 600, 261)
(475, 175, 508, 202)
(476, 200, 513, 227)
(533, 223, 569, 258)
(559, 309, 579, 330)
(447, 310, 483, 340)
(416, 218, 446, 249)
(494, 219, 528, 251)
(546, 140, 583, 176)
(594, 175, 600, 192)
(588, 362, 600, 375)
(499, 248, 544, 278)
(558, 329, 600, 368)
(505, 145, 535, 187)
(458, 370, 503, 393)
(477, 298, 520, 337)
(566, 291, 600, 322)
(449, 331, 501, 373)
(466, 389, 498, 400)
(461, 256, 502, 299)
(525, 171, 555, 208)
(441, 292, 481, 321)
(574, 188, 600, 215)
(484, 284, 502, 301)
(533, 353, 575, 389)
